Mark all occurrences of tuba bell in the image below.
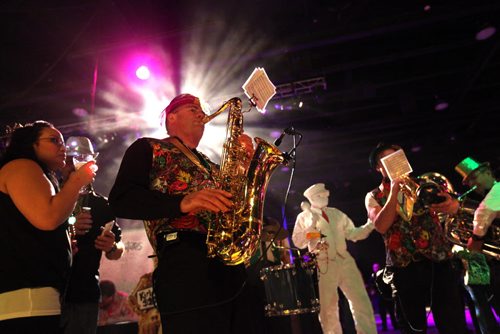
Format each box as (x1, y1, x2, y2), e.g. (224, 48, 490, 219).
(397, 172, 453, 221)
(203, 97, 289, 265)
(445, 197, 500, 260)
(398, 172, 500, 259)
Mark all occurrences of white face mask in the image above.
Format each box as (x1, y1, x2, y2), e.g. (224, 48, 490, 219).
(309, 190, 329, 209)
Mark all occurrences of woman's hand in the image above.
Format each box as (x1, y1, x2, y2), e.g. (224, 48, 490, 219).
(68, 161, 97, 189)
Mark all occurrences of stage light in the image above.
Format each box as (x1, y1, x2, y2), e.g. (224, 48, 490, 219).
(180, 9, 271, 116)
(72, 107, 89, 117)
(433, 95, 449, 111)
(270, 130, 282, 139)
(298, 101, 303, 108)
(434, 100, 449, 111)
(475, 24, 496, 41)
(136, 65, 151, 80)
(411, 145, 422, 153)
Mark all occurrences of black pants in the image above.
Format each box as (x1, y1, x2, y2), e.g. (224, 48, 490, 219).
(489, 259, 500, 317)
(379, 297, 398, 330)
(0, 316, 62, 334)
(393, 259, 467, 334)
(465, 284, 500, 334)
(153, 231, 253, 334)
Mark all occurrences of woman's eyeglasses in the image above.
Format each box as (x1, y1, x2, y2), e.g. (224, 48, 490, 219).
(38, 137, 65, 147)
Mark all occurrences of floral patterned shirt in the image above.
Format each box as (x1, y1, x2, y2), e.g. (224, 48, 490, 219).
(143, 138, 218, 250)
(366, 181, 452, 267)
(109, 137, 219, 253)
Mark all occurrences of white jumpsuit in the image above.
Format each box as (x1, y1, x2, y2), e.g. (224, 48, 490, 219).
(292, 206, 377, 334)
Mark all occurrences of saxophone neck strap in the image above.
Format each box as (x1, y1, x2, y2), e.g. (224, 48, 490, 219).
(169, 136, 211, 174)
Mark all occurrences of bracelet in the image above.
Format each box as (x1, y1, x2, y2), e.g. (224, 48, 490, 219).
(106, 242, 117, 254)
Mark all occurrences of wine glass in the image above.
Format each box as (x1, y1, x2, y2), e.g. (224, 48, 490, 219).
(72, 154, 97, 193)
(73, 154, 95, 170)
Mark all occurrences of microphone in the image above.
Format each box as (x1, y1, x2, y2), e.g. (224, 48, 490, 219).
(274, 126, 296, 146)
(274, 133, 286, 146)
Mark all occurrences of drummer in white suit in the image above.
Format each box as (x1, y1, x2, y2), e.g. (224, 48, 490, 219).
(292, 183, 377, 334)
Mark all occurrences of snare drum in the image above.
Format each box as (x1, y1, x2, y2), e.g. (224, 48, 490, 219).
(260, 259, 320, 316)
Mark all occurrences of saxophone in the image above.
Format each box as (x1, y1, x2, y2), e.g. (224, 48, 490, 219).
(203, 97, 289, 265)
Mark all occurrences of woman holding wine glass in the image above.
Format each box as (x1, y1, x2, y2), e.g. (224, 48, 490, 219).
(0, 120, 96, 333)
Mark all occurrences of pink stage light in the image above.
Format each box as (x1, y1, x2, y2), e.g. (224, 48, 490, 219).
(476, 25, 496, 41)
(135, 65, 151, 80)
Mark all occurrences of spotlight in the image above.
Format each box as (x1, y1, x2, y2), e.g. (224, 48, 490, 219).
(476, 24, 496, 41)
(72, 107, 89, 117)
(135, 65, 151, 80)
(434, 100, 449, 111)
(433, 95, 449, 111)
(298, 101, 303, 108)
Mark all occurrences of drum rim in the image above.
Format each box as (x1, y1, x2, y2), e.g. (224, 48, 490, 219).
(264, 301, 320, 317)
(259, 260, 317, 274)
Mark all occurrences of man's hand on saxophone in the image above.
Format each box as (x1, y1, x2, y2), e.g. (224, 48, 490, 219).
(180, 188, 234, 214)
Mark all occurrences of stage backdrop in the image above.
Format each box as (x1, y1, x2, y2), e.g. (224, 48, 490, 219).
(99, 219, 155, 295)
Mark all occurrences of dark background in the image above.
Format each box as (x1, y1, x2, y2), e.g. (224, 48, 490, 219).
(1, 0, 499, 278)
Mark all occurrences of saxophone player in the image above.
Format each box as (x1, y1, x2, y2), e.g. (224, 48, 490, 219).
(109, 94, 257, 334)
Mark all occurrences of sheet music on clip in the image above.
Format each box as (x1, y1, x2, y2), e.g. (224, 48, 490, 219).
(242, 67, 276, 113)
(380, 149, 413, 181)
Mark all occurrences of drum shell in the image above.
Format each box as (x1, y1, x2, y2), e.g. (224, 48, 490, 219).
(260, 260, 319, 316)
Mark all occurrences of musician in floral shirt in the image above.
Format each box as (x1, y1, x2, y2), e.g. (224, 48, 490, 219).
(109, 94, 255, 334)
(364, 143, 467, 334)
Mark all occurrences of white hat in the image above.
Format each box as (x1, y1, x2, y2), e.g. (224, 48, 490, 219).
(303, 183, 327, 201)
(65, 136, 98, 157)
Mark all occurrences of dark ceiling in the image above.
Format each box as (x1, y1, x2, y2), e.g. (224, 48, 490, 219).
(1, 0, 499, 268)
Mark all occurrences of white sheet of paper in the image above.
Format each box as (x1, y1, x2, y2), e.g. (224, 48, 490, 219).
(380, 149, 413, 181)
(242, 67, 276, 112)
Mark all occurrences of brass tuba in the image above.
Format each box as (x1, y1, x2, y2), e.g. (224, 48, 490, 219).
(203, 97, 289, 265)
(416, 174, 500, 260)
(397, 172, 454, 221)
(445, 198, 500, 260)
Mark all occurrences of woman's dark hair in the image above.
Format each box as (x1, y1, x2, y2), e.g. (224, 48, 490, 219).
(0, 120, 55, 173)
(368, 142, 402, 170)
